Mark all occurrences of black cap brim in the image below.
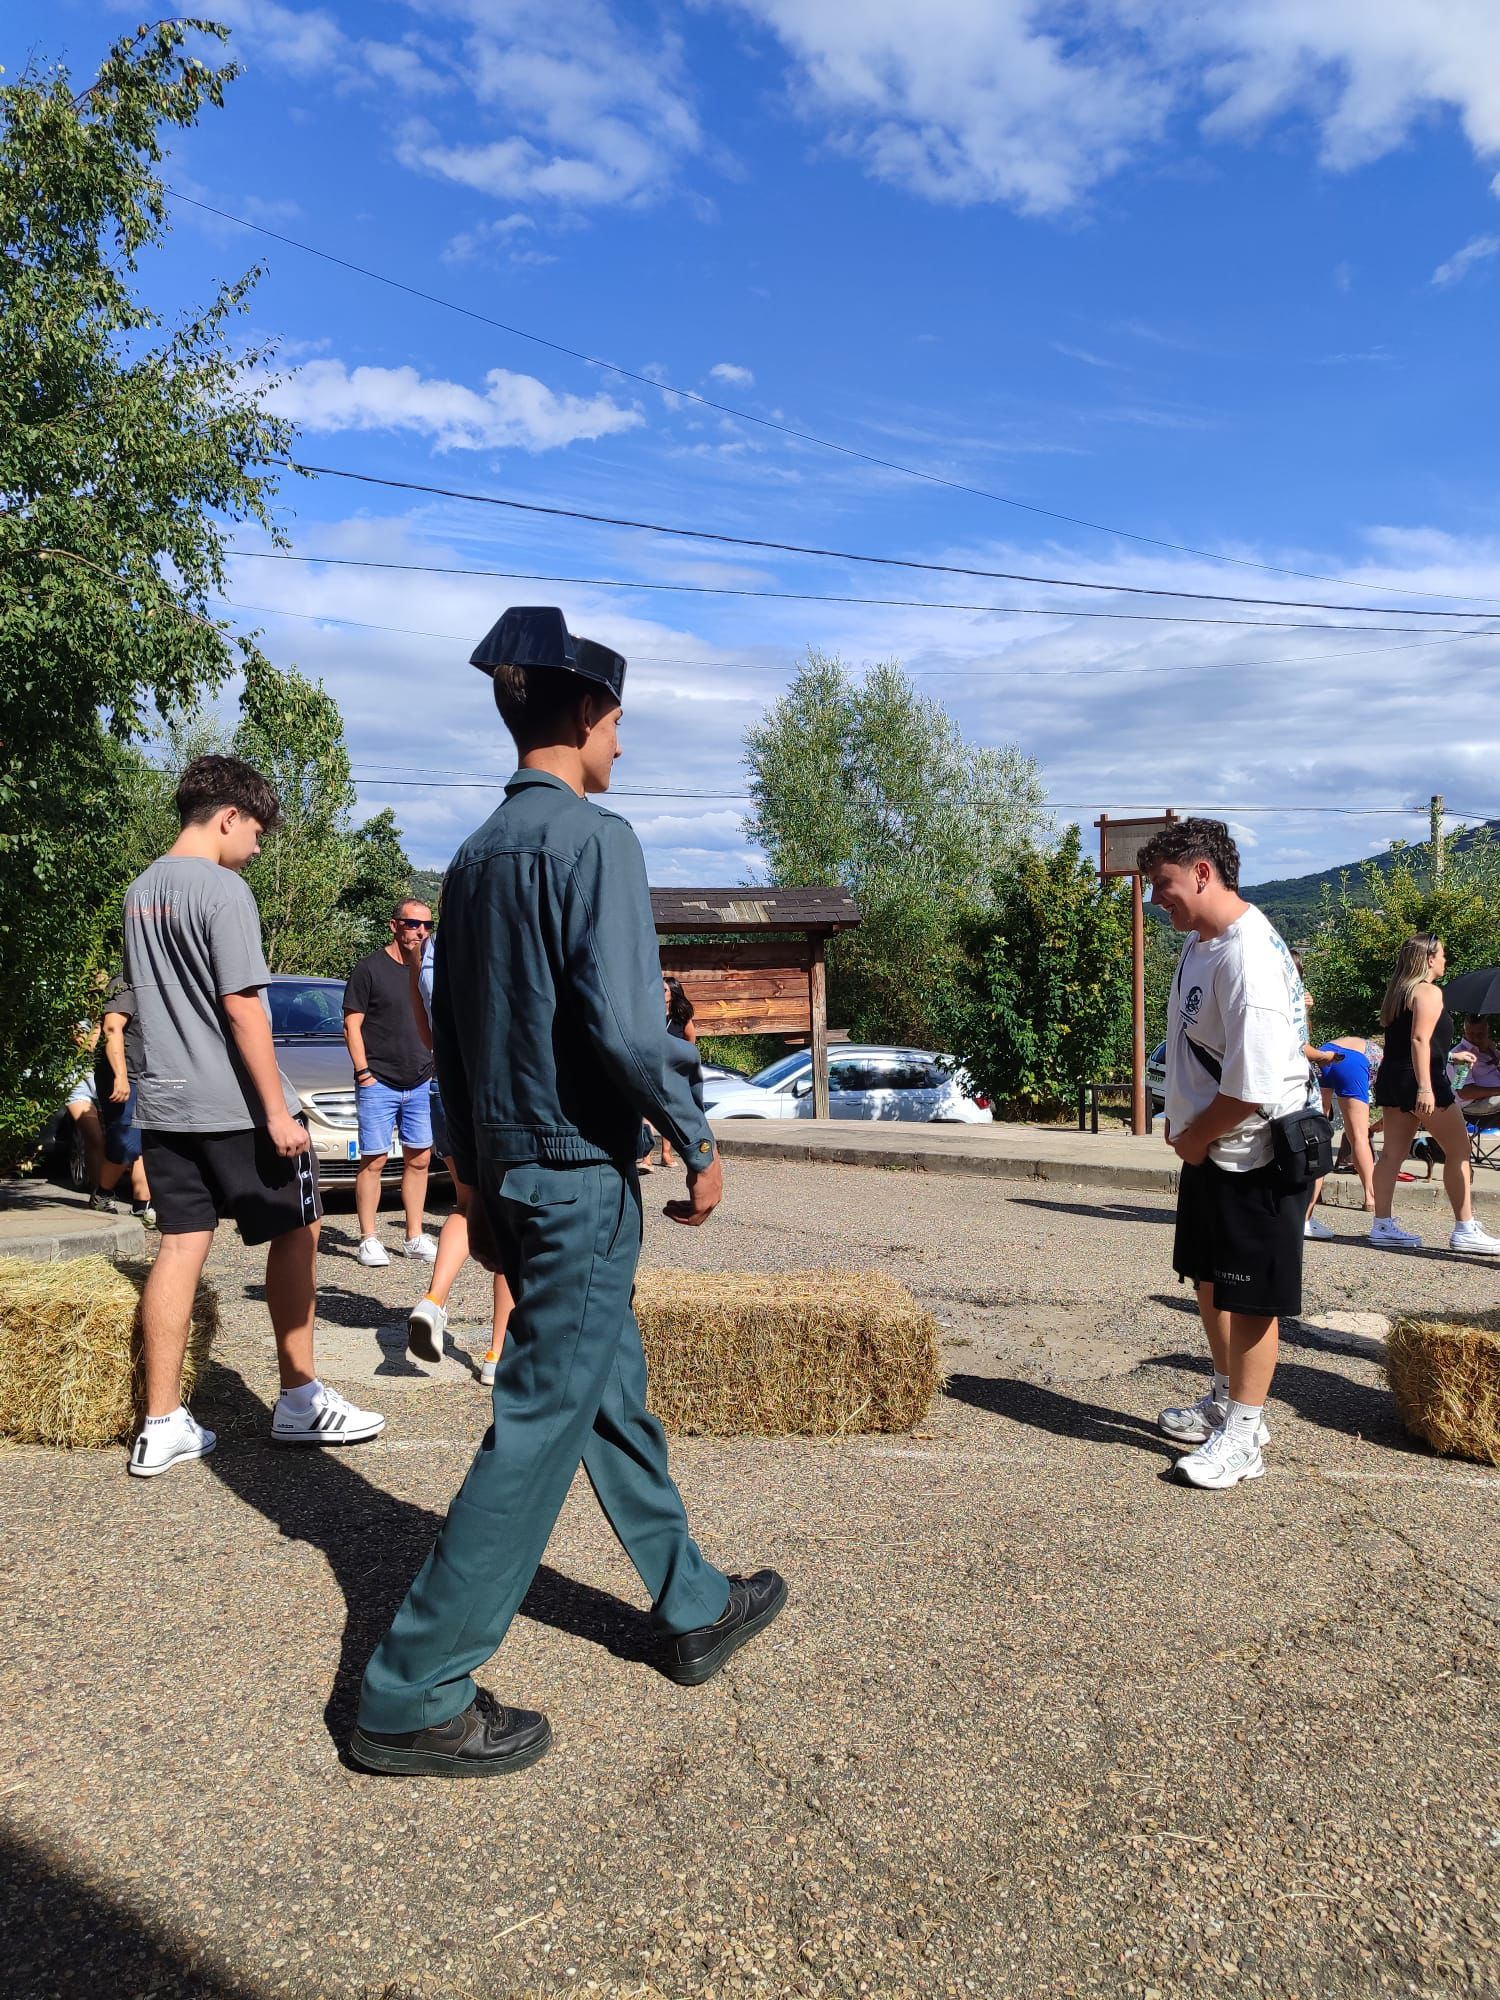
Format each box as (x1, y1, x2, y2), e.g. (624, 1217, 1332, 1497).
(470, 606, 625, 703)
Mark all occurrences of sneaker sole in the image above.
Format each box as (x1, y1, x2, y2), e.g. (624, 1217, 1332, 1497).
(406, 1317, 444, 1364)
(1450, 1240, 1500, 1256)
(1174, 1454, 1267, 1490)
(347, 1719, 552, 1778)
(128, 1437, 216, 1478)
(1369, 1237, 1421, 1251)
(663, 1576, 789, 1687)
(1159, 1419, 1272, 1447)
(270, 1420, 387, 1446)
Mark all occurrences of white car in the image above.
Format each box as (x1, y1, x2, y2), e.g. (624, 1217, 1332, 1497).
(702, 1046, 993, 1123)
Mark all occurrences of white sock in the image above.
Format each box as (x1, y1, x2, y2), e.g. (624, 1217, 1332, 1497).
(281, 1379, 322, 1414)
(1223, 1400, 1263, 1443)
(1211, 1371, 1230, 1403)
(144, 1406, 187, 1428)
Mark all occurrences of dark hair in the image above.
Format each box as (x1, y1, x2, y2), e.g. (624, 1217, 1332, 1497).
(492, 664, 599, 748)
(392, 896, 431, 922)
(1134, 816, 1240, 892)
(664, 974, 694, 1030)
(175, 755, 282, 832)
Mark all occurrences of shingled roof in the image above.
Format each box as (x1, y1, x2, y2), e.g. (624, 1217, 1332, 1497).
(650, 887, 860, 935)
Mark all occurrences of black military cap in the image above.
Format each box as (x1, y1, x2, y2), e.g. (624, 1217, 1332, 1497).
(469, 606, 626, 704)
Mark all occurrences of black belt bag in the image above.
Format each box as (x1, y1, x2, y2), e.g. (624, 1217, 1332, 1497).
(1184, 1036, 1334, 1192)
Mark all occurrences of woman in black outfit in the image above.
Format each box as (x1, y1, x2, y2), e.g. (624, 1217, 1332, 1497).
(1370, 934, 1500, 1255)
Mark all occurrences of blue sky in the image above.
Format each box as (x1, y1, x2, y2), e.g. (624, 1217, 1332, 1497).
(11, 1, 1500, 885)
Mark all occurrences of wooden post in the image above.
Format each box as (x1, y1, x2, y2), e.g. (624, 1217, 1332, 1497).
(1131, 869, 1147, 1136)
(809, 936, 830, 1120)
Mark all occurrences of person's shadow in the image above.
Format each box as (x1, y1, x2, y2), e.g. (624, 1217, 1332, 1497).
(194, 1362, 660, 1755)
(944, 1372, 1178, 1462)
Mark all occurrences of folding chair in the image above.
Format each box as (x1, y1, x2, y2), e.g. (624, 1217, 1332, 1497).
(1469, 1111, 1500, 1172)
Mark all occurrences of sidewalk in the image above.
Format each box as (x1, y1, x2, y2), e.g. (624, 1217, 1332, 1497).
(710, 1116, 1475, 1212)
(0, 1182, 146, 1262)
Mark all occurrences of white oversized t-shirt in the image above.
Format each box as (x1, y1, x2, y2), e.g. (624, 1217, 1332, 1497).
(1165, 905, 1314, 1173)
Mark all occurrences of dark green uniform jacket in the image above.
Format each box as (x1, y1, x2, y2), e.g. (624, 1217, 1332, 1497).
(430, 768, 716, 1182)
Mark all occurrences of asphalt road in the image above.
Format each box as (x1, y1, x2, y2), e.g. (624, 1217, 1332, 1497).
(3, 1162, 1497, 2000)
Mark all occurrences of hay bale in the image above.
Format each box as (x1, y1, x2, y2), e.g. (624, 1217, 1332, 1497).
(0, 1255, 217, 1449)
(635, 1267, 941, 1436)
(1386, 1308, 1500, 1466)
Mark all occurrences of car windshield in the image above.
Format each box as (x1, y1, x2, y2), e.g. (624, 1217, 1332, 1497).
(751, 1052, 809, 1089)
(268, 981, 346, 1037)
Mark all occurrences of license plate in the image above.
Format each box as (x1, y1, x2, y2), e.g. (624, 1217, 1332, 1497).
(347, 1139, 359, 1160)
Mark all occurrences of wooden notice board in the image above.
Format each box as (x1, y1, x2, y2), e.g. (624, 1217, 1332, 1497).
(658, 939, 814, 1037)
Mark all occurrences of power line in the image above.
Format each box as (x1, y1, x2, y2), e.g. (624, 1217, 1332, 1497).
(169, 186, 1500, 611)
(281, 459, 1500, 622)
(224, 548, 1485, 635)
(221, 594, 1498, 686)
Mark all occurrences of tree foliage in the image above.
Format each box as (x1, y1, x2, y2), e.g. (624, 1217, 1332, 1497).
(943, 827, 1134, 1118)
(0, 21, 289, 1161)
(1302, 835, 1500, 1037)
(743, 653, 1046, 1045)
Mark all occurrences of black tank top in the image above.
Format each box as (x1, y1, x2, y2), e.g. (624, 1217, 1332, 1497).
(1383, 996, 1452, 1077)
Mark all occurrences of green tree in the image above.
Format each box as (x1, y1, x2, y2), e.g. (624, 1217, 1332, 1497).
(0, 21, 288, 1161)
(340, 808, 417, 957)
(1303, 835, 1500, 1037)
(944, 828, 1134, 1118)
(743, 653, 1046, 1044)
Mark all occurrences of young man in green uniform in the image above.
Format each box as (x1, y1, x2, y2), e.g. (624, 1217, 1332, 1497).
(350, 609, 786, 1778)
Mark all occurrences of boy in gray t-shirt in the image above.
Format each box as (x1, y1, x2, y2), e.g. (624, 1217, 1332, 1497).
(124, 755, 385, 1478)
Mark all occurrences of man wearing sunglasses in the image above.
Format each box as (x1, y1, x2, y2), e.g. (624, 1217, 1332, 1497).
(343, 900, 438, 1266)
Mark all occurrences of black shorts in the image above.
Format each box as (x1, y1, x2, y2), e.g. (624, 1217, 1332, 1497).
(1373, 1063, 1455, 1114)
(1173, 1159, 1304, 1319)
(142, 1126, 322, 1244)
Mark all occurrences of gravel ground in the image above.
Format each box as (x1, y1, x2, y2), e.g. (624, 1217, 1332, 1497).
(3, 1162, 1498, 2000)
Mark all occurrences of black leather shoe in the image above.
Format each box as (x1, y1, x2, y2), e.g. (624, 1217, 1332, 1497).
(349, 1688, 551, 1777)
(661, 1569, 788, 1686)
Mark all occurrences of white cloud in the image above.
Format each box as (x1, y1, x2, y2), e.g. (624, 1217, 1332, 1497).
(720, 1, 1500, 213)
(260, 359, 643, 451)
(709, 362, 756, 387)
(1431, 234, 1500, 286)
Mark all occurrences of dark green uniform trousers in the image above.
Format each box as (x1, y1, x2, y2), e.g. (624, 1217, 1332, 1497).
(357, 1161, 730, 1734)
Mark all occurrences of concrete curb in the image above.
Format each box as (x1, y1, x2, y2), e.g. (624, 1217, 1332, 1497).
(0, 1196, 147, 1264)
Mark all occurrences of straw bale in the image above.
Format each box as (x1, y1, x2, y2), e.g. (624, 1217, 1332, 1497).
(1385, 1307, 1500, 1466)
(634, 1267, 941, 1436)
(0, 1255, 218, 1450)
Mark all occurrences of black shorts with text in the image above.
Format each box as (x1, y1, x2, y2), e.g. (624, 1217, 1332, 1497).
(1173, 1158, 1304, 1320)
(142, 1126, 322, 1245)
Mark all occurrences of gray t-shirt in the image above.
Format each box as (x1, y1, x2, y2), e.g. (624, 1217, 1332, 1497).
(121, 856, 298, 1132)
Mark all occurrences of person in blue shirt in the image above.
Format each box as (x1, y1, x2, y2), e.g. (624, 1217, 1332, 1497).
(350, 608, 786, 1779)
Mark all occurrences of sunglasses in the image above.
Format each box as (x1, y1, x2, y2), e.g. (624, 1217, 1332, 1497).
(394, 917, 433, 931)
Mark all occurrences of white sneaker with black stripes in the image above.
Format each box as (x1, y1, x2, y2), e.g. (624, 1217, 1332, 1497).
(270, 1384, 386, 1446)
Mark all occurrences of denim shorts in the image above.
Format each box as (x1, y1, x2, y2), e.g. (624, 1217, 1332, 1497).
(356, 1078, 434, 1158)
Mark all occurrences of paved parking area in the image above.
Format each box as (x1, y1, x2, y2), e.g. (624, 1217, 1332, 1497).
(3, 1163, 1497, 1999)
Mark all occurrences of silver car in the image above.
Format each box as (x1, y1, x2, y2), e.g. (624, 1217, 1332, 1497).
(701, 1045, 993, 1123)
(267, 975, 431, 1183)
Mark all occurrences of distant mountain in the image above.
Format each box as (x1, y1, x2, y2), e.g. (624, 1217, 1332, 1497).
(1247, 819, 1500, 941)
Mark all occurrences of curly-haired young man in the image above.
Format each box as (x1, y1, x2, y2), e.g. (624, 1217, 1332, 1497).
(1137, 817, 1314, 1490)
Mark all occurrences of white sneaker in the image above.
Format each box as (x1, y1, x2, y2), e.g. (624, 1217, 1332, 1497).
(1449, 1219, 1500, 1256)
(357, 1236, 390, 1266)
(1304, 1214, 1335, 1241)
(1370, 1217, 1422, 1251)
(407, 1296, 447, 1364)
(128, 1409, 216, 1478)
(1158, 1393, 1271, 1448)
(271, 1385, 386, 1446)
(479, 1355, 498, 1387)
(403, 1233, 438, 1261)
(1174, 1426, 1267, 1490)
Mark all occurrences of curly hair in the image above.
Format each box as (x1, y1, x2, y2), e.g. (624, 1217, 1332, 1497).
(174, 755, 283, 832)
(1134, 816, 1240, 892)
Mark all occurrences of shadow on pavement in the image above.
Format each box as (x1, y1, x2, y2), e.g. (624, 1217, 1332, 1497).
(943, 1372, 1176, 1459)
(1011, 1195, 1175, 1226)
(195, 1362, 659, 1752)
(1138, 1349, 1424, 1454)
(0, 1824, 263, 2000)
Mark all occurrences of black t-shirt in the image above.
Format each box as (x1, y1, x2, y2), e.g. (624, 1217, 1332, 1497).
(343, 949, 434, 1090)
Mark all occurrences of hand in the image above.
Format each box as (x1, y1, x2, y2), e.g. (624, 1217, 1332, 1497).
(109, 1075, 131, 1105)
(266, 1110, 311, 1159)
(1171, 1123, 1211, 1168)
(664, 1153, 723, 1226)
(356, 1073, 376, 1088)
(1415, 1086, 1436, 1118)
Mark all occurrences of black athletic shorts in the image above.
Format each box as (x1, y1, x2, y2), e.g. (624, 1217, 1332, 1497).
(142, 1126, 322, 1244)
(1173, 1158, 1304, 1319)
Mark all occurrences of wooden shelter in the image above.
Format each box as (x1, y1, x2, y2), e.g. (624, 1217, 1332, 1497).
(651, 888, 861, 1120)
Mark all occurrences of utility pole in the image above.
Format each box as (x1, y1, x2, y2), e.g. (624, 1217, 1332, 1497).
(1430, 793, 1445, 883)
